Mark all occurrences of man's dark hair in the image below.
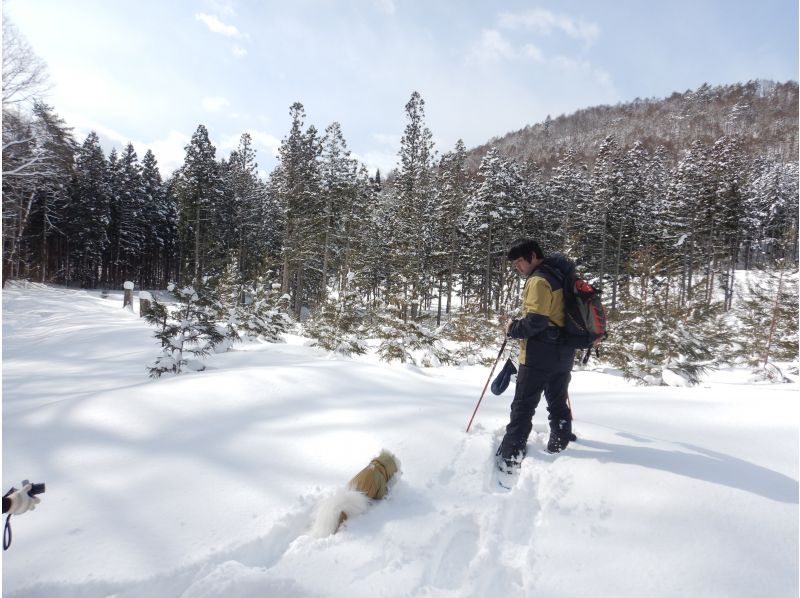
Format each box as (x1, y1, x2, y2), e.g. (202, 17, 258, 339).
(507, 238, 544, 262)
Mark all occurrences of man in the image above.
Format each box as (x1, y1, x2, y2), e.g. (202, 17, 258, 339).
(497, 238, 576, 469)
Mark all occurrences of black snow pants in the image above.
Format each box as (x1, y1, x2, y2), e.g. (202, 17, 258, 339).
(499, 362, 572, 458)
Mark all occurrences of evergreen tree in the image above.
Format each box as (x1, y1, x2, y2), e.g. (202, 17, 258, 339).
(733, 262, 798, 380)
(465, 147, 520, 314)
(21, 102, 76, 283)
(272, 103, 322, 317)
(318, 122, 357, 301)
(391, 91, 435, 319)
(433, 140, 470, 322)
(68, 131, 110, 287)
(115, 143, 146, 283)
(306, 279, 368, 357)
(240, 272, 293, 343)
(174, 124, 223, 280)
(587, 135, 624, 296)
(147, 281, 225, 377)
(141, 149, 177, 287)
(546, 150, 591, 261)
(605, 249, 722, 386)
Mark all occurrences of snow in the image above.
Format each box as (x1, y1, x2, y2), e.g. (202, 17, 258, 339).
(123, 281, 135, 290)
(2, 283, 798, 597)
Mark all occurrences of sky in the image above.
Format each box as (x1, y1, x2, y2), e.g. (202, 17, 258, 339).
(4, 0, 798, 178)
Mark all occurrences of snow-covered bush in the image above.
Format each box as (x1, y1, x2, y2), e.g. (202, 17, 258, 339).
(731, 264, 798, 380)
(239, 273, 293, 343)
(208, 255, 246, 347)
(305, 285, 367, 356)
(371, 297, 453, 366)
(440, 304, 502, 366)
(605, 272, 722, 386)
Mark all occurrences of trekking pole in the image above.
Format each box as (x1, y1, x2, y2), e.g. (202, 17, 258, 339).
(466, 337, 508, 433)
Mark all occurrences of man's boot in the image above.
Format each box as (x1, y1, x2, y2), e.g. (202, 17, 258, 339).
(547, 419, 572, 453)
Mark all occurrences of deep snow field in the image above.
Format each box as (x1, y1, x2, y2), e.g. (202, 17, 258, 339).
(2, 283, 798, 598)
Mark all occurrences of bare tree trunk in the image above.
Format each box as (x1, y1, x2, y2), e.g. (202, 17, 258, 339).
(436, 276, 443, 326)
(612, 231, 623, 310)
(195, 203, 201, 278)
(485, 222, 493, 316)
(295, 265, 304, 319)
(2, 191, 35, 287)
(763, 266, 785, 367)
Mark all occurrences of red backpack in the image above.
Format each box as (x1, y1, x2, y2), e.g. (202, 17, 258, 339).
(563, 273, 608, 362)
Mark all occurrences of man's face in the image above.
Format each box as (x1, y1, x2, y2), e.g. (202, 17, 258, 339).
(512, 256, 535, 276)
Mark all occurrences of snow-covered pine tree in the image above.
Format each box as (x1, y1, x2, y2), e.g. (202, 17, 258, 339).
(305, 277, 367, 357)
(733, 261, 798, 381)
(441, 303, 503, 366)
(318, 122, 358, 303)
(272, 103, 323, 318)
(239, 272, 292, 343)
(115, 143, 146, 283)
(708, 135, 747, 310)
(465, 147, 521, 315)
(666, 140, 715, 306)
(744, 158, 799, 267)
(174, 124, 223, 280)
(140, 149, 177, 287)
(605, 249, 722, 386)
(68, 131, 110, 287)
(209, 252, 245, 350)
(432, 140, 470, 323)
(142, 292, 176, 350)
(217, 133, 271, 280)
(391, 91, 435, 320)
(372, 291, 451, 366)
(343, 165, 378, 298)
(147, 281, 225, 377)
(546, 150, 591, 261)
(20, 102, 76, 284)
(586, 135, 624, 299)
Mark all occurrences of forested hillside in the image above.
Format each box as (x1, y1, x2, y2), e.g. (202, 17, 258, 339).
(2, 19, 797, 384)
(467, 80, 798, 172)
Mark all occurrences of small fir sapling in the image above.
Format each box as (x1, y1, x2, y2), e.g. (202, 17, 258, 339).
(238, 273, 293, 342)
(734, 262, 798, 382)
(208, 256, 246, 351)
(372, 295, 452, 366)
(306, 285, 367, 356)
(441, 304, 503, 366)
(604, 253, 722, 385)
(146, 282, 225, 377)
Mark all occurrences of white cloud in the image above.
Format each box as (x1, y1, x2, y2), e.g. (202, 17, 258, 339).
(372, 133, 401, 147)
(142, 130, 192, 175)
(65, 114, 189, 175)
(467, 30, 545, 65)
(194, 13, 242, 37)
(201, 96, 231, 112)
(221, 129, 281, 158)
(232, 44, 247, 57)
(374, 0, 396, 15)
(353, 150, 398, 177)
(467, 29, 516, 64)
(498, 9, 599, 46)
(207, 0, 237, 17)
(247, 130, 281, 157)
(520, 43, 545, 63)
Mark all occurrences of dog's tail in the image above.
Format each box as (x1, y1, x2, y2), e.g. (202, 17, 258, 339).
(310, 488, 371, 537)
